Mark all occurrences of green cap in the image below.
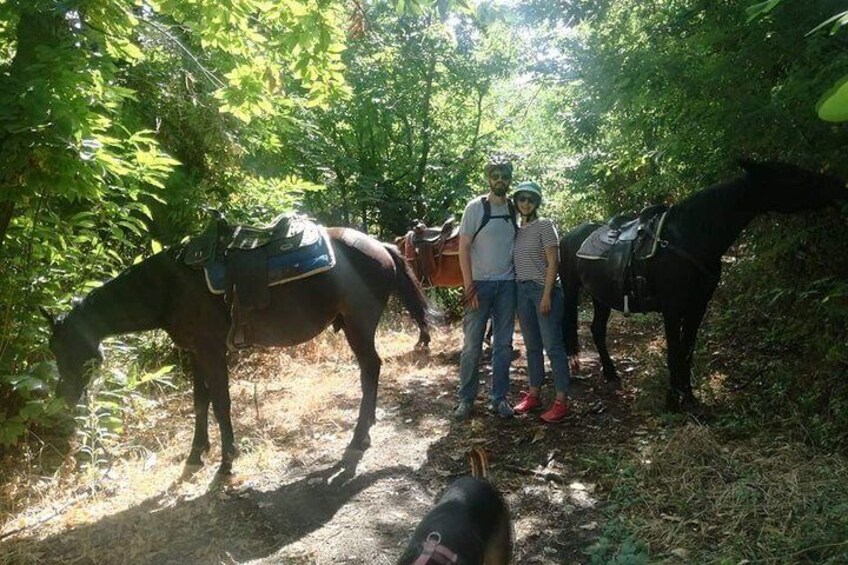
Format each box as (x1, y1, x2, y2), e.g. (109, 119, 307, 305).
(513, 180, 543, 205)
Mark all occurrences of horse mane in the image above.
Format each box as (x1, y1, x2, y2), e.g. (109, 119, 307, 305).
(65, 250, 178, 335)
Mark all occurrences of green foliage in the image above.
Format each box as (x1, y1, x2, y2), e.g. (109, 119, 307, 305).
(747, 0, 848, 123)
(0, 0, 351, 449)
(74, 360, 176, 470)
(430, 287, 465, 321)
(285, 2, 522, 236)
(0, 362, 65, 447)
(705, 209, 848, 450)
(587, 532, 650, 565)
(817, 74, 848, 122)
(518, 0, 848, 225)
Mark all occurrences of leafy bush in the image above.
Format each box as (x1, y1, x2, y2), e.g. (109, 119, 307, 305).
(74, 360, 176, 470)
(0, 362, 66, 448)
(705, 208, 848, 450)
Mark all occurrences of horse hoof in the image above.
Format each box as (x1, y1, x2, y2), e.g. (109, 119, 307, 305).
(348, 434, 371, 452)
(217, 462, 234, 476)
(181, 463, 204, 480)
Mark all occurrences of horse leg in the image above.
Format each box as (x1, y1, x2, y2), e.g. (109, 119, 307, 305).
(187, 366, 211, 467)
(341, 318, 382, 452)
(196, 349, 237, 474)
(678, 303, 709, 410)
(591, 299, 618, 381)
(662, 309, 686, 411)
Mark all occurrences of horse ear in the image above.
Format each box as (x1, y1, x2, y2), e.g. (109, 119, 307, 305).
(39, 306, 56, 330)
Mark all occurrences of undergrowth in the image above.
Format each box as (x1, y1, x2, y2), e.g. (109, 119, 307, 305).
(588, 425, 848, 563)
(704, 210, 848, 451)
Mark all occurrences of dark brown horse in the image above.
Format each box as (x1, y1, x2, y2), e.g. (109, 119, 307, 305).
(560, 160, 846, 411)
(43, 227, 430, 474)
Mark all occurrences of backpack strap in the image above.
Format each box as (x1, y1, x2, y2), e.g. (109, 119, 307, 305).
(471, 196, 517, 241)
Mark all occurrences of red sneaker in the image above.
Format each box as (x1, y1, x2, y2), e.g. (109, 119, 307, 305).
(541, 400, 570, 423)
(514, 392, 542, 414)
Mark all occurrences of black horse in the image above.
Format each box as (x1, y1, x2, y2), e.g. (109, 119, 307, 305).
(43, 227, 430, 474)
(560, 160, 846, 411)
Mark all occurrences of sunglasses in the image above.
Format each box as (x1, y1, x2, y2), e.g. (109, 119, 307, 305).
(516, 195, 538, 204)
(489, 171, 512, 181)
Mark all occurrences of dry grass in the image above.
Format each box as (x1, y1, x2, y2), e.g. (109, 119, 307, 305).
(5, 312, 848, 564)
(0, 317, 434, 560)
(606, 424, 848, 562)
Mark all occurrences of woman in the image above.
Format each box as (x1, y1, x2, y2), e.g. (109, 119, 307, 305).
(511, 181, 571, 423)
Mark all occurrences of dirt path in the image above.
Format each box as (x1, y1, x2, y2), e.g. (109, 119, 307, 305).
(1, 317, 661, 564)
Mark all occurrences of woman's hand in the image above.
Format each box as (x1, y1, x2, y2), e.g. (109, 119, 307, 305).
(539, 294, 552, 315)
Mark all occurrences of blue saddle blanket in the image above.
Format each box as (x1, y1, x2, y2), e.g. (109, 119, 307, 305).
(203, 223, 335, 294)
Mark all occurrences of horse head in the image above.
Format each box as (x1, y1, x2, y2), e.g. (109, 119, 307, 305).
(41, 304, 103, 406)
(739, 159, 847, 213)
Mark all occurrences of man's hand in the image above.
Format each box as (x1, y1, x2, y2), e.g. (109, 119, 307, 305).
(463, 283, 479, 310)
(568, 355, 580, 374)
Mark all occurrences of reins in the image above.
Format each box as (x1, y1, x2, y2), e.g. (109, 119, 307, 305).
(640, 211, 718, 281)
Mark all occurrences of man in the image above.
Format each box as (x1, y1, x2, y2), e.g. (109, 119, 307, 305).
(454, 155, 518, 420)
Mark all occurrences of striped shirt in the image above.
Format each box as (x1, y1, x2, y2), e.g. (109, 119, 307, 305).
(514, 218, 560, 284)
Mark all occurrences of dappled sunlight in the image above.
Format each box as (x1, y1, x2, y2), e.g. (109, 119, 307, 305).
(8, 312, 842, 562)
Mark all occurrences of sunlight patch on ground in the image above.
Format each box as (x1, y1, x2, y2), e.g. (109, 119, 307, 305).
(0, 322, 444, 550)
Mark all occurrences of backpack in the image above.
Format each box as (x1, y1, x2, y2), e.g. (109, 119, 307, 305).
(471, 196, 518, 241)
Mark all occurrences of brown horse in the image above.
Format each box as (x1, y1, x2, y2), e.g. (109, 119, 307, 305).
(395, 219, 464, 288)
(43, 227, 430, 474)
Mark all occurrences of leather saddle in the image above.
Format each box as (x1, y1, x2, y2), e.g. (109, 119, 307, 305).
(397, 217, 460, 287)
(576, 205, 669, 314)
(184, 212, 334, 348)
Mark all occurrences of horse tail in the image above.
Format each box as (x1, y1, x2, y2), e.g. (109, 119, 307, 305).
(560, 222, 598, 356)
(383, 243, 431, 349)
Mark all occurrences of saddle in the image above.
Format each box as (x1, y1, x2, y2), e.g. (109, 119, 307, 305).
(397, 217, 462, 287)
(576, 205, 669, 314)
(184, 212, 335, 349)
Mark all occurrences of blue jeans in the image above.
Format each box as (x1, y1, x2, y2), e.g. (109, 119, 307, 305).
(458, 280, 516, 405)
(516, 281, 570, 393)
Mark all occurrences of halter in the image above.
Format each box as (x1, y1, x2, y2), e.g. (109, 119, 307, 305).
(412, 532, 459, 565)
